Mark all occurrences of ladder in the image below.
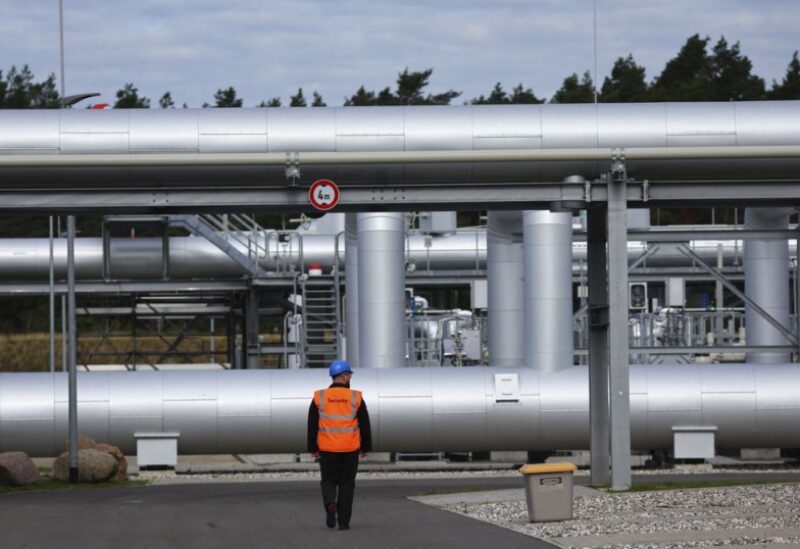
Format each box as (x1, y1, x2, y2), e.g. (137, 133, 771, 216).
(300, 274, 340, 368)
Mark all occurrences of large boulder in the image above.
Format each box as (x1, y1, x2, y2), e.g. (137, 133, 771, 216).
(60, 435, 128, 481)
(0, 452, 40, 486)
(52, 449, 117, 483)
(95, 443, 129, 481)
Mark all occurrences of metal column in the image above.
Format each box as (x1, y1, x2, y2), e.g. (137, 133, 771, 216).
(345, 213, 359, 367)
(66, 216, 79, 483)
(48, 217, 55, 372)
(587, 202, 610, 485)
(608, 170, 631, 490)
(244, 287, 260, 369)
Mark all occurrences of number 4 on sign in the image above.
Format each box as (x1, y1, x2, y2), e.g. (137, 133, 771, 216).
(309, 179, 340, 211)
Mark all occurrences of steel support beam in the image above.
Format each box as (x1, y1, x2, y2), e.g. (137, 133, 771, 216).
(66, 215, 79, 483)
(244, 287, 260, 369)
(587, 203, 610, 485)
(608, 171, 632, 490)
(1, 179, 800, 213)
(573, 228, 800, 242)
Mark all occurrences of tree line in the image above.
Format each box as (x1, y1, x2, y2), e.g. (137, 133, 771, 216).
(2, 35, 799, 110)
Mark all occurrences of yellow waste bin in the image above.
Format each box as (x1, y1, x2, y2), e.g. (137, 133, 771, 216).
(519, 462, 577, 522)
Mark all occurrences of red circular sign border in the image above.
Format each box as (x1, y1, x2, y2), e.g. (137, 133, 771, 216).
(308, 179, 340, 211)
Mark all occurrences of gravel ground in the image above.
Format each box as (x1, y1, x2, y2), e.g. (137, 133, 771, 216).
(443, 483, 800, 549)
(138, 468, 522, 485)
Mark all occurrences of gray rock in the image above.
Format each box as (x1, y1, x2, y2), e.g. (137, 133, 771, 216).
(96, 443, 129, 481)
(61, 434, 128, 481)
(0, 451, 40, 486)
(52, 449, 118, 483)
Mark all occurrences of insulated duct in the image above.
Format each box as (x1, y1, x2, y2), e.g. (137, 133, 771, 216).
(357, 212, 406, 368)
(524, 210, 573, 372)
(1, 364, 798, 456)
(487, 211, 524, 366)
(0, 234, 783, 281)
(344, 214, 359, 367)
(744, 207, 794, 363)
(2, 102, 800, 188)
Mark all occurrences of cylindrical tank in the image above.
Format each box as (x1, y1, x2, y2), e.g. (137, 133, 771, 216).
(487, 211, 524, 366)
(524, 210, 573, 371)
(357, 212, 406, 368)
(1, 364, 798, 456)
(744, 207, 794, 363)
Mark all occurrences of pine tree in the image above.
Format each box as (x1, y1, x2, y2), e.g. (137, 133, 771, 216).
(344, 68, 460, 106)
(311, 91, 326, 107)
(709, 37, 765, 100)
(214, 87, 243, 107)
(600, 55, 649, 102)
(551, 71, 594, 103)
(767, 51, 800, 99)
(113, 83, 150, 108)
(290, 88, 307, 107)
(159, 92, 175, 108)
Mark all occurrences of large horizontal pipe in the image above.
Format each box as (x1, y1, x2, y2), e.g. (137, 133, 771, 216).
(3, 144, 800, 167)
(1, 102, 799, 188)
(0, 365, 797, 457)
(0, 234, 776, 281)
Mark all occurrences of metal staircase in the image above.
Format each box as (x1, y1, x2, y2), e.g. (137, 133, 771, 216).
(300, 274, 340, 368)
(168, 214, 268, 278)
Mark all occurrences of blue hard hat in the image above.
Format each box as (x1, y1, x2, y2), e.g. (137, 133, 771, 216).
(329, 359, 353, 378)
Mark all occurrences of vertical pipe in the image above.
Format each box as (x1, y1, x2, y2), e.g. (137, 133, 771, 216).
(357, 212, 405, 369)
(345, 213, 359, 367)
(209, 318, 216, 363)
(61, 294, 67, 372)
(67, 215, 78, 483)
(48, 217, 55, 373)
(744, 207, 793, 363)
(716, 243, 724, 343)
(796, 242, 800, 361)
(523, 210, 573, 372)
(227, 311, 236, 367)
(487, 211, 524, 366)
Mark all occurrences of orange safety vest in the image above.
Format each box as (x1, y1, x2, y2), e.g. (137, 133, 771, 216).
(314, 387, 362, 453)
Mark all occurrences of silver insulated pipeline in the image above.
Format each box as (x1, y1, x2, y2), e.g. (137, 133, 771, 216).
(1, 102, 800, 188)
(1, 364, 798, 457)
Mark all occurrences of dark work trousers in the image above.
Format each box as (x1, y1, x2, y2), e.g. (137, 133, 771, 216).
(319, 451, 359, 527)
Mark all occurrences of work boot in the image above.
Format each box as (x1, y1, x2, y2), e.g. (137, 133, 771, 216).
(325, 504, 337, 529)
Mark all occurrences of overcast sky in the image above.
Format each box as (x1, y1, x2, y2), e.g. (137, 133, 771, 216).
(1, 0, 798, 107)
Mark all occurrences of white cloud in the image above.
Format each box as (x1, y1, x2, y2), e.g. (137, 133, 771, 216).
(0, 0, 797, 106)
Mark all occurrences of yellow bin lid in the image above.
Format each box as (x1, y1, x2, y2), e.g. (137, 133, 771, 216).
(519, 462, 577, 475)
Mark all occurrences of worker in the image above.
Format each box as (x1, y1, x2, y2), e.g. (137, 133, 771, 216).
(308, 359, 372, 530)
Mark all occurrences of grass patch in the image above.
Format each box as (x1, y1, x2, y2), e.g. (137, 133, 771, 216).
(0, 477, 147, 495)
(592, 478, 798, 493)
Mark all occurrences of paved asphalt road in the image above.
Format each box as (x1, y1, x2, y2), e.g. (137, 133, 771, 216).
(0, 476, 554, 549)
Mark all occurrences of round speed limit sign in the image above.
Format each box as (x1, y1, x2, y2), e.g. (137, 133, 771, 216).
(308, 179, 340, 211)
